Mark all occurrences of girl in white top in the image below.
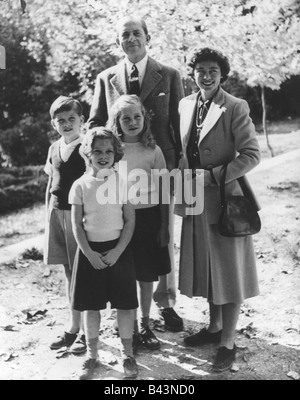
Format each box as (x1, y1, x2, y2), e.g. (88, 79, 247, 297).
(108, 95, 171, 351)
(69, 127, 138, 379)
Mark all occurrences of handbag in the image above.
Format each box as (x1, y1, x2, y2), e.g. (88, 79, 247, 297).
(218, 164, 261, 237)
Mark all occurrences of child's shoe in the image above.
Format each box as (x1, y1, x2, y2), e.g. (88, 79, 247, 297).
(123, 355, 138, 378)
(70, 333, 87, 354)
(78, 358, 99, 380)
(50, 331, 77, 350)
(140, 326, 161, 350)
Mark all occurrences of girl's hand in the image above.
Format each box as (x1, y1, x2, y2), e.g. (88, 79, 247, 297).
(101, 248, 121, 267)
(157, 225, 170, 248)
(87, 250, 108, 270)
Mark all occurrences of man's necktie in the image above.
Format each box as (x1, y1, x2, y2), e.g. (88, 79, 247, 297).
(129, 64, 140, 95)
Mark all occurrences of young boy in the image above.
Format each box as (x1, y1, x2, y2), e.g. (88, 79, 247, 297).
(44, 96, 87, 354)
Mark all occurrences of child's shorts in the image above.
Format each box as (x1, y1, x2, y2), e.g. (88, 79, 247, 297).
(131, 206, 171, 282)
(71, 239, 138, 311)
(43, 208, 77, 268)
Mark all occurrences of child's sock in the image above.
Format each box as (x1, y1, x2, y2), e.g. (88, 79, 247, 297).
(120, 338, 133, 358)
(140, 316, 150, 330)
(86, 337, 99, 360)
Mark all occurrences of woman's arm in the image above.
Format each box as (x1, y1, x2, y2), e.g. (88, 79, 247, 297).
(71, 204, 107, 270)
(101, 202, 136, 267)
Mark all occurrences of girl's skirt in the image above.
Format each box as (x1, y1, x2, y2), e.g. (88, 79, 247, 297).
(71, 239, 138, 311)
(132, 205, 171, 282)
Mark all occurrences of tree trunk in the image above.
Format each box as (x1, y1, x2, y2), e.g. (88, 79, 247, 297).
(261, 85, 275, 157)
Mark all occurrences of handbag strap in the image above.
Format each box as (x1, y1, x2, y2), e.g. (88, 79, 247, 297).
(220, 163, 250, 207)
(219, 164, 228, 207)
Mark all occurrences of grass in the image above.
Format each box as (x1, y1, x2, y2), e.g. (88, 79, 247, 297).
(0, 203, 45, 248)
(0, 123, 299, 249)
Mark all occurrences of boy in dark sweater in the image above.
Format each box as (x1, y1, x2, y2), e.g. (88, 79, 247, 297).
(44, 96, 86, 354)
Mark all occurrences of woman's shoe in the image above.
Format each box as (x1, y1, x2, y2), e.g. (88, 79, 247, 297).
(212, 344, 237, 372)
(184, 328, 222, 346)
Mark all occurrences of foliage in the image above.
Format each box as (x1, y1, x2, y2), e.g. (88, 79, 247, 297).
(0, 173, 47, 214)
(1, 0, 300, 163)
(6, 0, 297, 96)
(21, 246, 43, 261)
(0, 115, 51, 166)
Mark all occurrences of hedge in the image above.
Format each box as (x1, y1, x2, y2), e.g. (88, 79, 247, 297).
(0, 174, 48, 214)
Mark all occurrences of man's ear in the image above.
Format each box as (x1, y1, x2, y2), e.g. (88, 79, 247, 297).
(116, 37, 120, 47)
(51, 119, 56, 130)
(146, 34, 151, 44)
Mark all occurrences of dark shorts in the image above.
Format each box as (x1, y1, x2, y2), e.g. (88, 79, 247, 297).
(71, 239, 138, 311)
(132, 206, 171, 282)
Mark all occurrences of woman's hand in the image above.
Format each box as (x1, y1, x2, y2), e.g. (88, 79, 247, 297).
(101, 248, 121, 267)
(87, 250, 108, 270)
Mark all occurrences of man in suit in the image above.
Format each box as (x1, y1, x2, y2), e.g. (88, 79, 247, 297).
(88, 15, 184, 335)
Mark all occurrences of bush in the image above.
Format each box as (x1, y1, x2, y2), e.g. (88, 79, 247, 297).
(0, 115, 51, 167)
(2, 165, 45, 178)
(0, 166, 46, 189)
(0, 174, 30, 188)
(0, 174, 48, 214)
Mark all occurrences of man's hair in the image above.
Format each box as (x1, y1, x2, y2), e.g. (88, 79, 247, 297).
(186, 47, 230, 83)
(116, 16, 149, 36)
(80, 127, 124, 168)
(50, 95, 83, 119)
(107, 94, 156, 149)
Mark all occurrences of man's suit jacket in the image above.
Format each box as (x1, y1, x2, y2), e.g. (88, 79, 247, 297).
(175, 87, 261, 223)
(88, 57, 184, 170)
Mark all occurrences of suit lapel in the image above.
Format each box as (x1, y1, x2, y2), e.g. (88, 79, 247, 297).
(180, 94, 197, 149)
(199, 88, 226, 144)
(110, 61, 128, 95)
(140, 57, 162, 102)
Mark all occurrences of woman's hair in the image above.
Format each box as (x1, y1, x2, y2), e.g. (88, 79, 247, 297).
(186, 47, 230, 83)
(107, 95, 156, 149)
(79, 127, 124, 168)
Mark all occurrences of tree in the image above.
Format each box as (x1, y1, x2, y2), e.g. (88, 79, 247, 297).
(3, 0, 300, 156)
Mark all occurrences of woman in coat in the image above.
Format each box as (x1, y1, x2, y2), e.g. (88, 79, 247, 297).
(176, 47, 260, 372)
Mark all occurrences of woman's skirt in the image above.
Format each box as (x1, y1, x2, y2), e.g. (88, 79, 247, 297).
(179, 212, 259, 305)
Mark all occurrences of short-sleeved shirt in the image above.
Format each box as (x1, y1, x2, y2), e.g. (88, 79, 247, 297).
(69, 170, 129, 242)
(117, 143, 167, 209)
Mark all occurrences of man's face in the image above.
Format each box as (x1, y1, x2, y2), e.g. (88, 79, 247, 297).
(116, 18, 150, 63)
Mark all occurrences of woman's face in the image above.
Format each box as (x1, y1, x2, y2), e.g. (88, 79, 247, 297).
(194, 60, 222, 99)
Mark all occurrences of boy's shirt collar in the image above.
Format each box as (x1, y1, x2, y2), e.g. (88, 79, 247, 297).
(59, 136, 82, 162)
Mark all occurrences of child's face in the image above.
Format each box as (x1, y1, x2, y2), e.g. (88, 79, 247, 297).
(90, 138, 115, 174)
(51, 108, 83, 143)
(119, 104, 144, 143)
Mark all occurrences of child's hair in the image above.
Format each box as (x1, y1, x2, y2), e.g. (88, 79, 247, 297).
(50, 95, 83, 119)
(80, 127, 124, 168)
(107, 95, 156, 149)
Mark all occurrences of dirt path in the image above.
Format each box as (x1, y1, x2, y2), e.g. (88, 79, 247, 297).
(0, 150, 300, 382)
